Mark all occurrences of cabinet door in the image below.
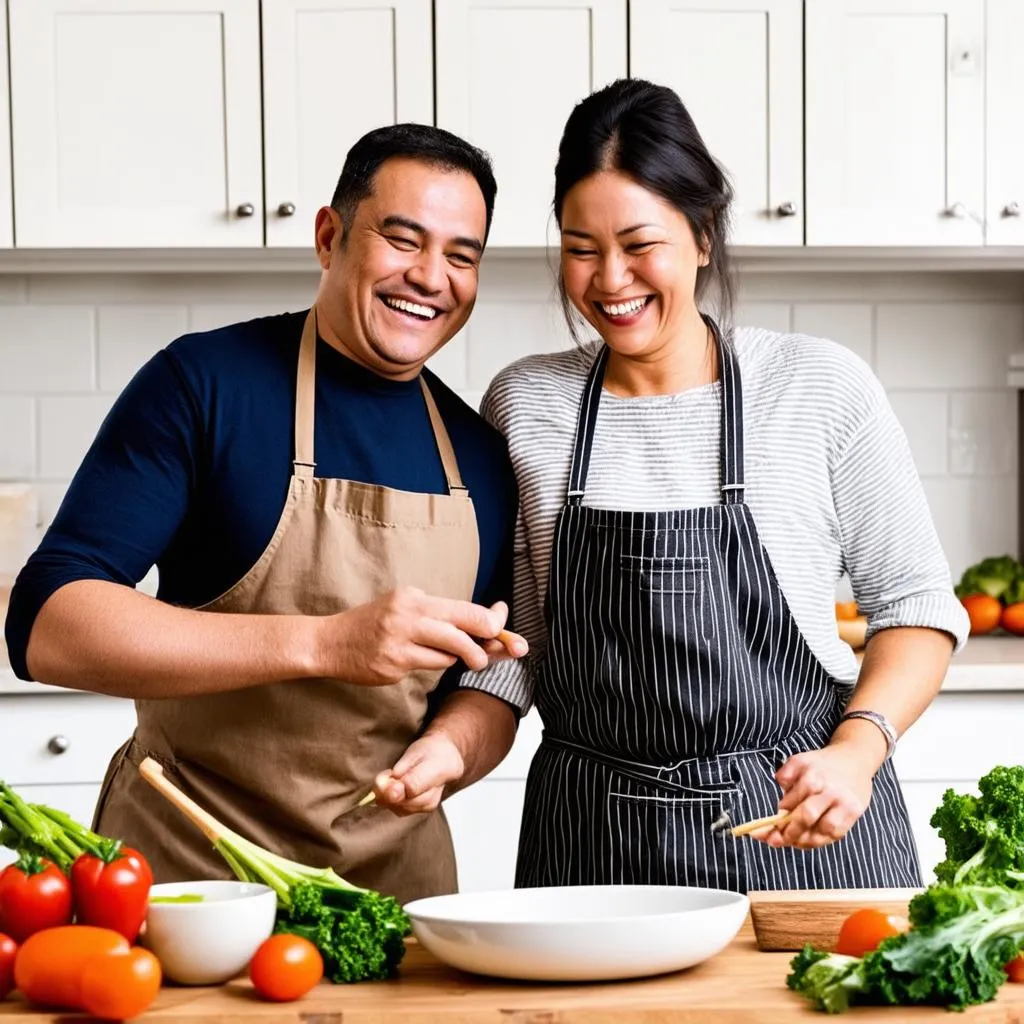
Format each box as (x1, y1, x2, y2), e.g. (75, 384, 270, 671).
(630, 0, 803, 246)
(9, 0, 263, 248)
(806, 0, 984, 246)
(436, 0, 627, 248)
(262, 0, 433, 248)
(985, 0, 1024, 245)
(0, 2, 12, 248)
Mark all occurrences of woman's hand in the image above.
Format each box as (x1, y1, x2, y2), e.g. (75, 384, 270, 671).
(371, 732, 466, 816)
(756, 741, 877, 850)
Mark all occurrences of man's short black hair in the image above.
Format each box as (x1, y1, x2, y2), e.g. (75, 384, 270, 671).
(331, 123, 497, 242)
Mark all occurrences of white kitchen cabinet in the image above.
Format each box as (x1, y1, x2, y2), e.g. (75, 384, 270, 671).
(436, 0, 627, 248)
(8, 0, 263, 248)
(261, 0, 434, 248)
(806, 0, 985, 246)
(984, 0, 1024, 245)
(0, 2, 12, 249)
(629, 0, 803, 247)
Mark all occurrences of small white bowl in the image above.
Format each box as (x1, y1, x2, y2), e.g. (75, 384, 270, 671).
(143, 880, 277, 985)
(404, 884, 749, 982)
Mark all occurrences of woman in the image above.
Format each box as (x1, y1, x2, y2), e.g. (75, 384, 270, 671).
(379, 78, 969, 892)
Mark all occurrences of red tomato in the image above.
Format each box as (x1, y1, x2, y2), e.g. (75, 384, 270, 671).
(80, 947, 162, 1021)
(835, 908, 908, 957)
(249, 934, 324, 1002)
(71, 846, 152, 942)
(0, 933, 17, 1000)
(962, 594, 1003, 635)
(1007, 953, 1024, 983)
(0, 858, 73, 942)
(1002, 602, 1024, 636)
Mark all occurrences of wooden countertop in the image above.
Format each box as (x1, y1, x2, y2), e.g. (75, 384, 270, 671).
(3, 932, 1024, 1022)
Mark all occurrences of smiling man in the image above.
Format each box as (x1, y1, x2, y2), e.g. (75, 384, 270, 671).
(3, 125, 524, 902)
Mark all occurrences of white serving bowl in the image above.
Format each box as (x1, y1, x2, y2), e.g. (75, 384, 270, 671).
(404, 884, 749, 981)
(143, 880, 277, 985)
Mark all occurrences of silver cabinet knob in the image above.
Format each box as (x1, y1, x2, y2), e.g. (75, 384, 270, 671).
(944, 202, 967, 219)
(277, 202, 296, 217)
(776, 201, 798, 217)
(1003, 201, 1021, 218)
(47, 735, 70, 755)
(235, 203, 255, 218)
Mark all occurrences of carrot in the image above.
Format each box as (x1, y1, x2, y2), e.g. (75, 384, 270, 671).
(14, 925, 128, 1009)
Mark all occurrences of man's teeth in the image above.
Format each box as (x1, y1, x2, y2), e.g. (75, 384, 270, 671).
(602, 297, 648, 316)
(383, 297, 438, 320)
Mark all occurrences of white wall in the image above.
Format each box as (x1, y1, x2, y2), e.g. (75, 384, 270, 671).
(0, 260, 1022, 579)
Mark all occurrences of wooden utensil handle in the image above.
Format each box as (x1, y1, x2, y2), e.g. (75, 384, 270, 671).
(732, 810, 790, 837)
(496, 628, 525, 653)
(138, 756, 226, 844)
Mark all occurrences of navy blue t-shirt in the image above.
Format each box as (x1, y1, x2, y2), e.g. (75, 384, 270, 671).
(5, 311, 517, 701)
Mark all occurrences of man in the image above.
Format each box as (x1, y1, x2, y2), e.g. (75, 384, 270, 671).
(4, 124, 525, 904)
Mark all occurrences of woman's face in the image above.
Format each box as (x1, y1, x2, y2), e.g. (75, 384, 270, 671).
(559, 170, 707, 360)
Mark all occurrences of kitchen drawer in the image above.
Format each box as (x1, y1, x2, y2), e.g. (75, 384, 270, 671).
(0, 782, 102, 869)
(0, 694, 135, 786)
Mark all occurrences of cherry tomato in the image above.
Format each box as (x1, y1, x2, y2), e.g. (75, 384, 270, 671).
(1001, 602, 1024, 636)
(835, 908, 908, 957)
(80, 947, 162, 1021)
(0, 857, 73, 942)
(71, 846, 152, 942)
(249, 934, 324, 1002)
(962, 594, 1003, 635)
(1006, 953, 1024, 983)
(0, 933, 17, 1000)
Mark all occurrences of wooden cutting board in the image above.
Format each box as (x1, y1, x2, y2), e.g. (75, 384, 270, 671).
(3, 928, 1023, 1022)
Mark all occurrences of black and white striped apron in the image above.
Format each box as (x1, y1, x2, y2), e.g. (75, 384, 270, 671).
(515, 327, 921, 892)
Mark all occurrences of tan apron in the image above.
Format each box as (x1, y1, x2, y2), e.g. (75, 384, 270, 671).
(94, 306, 480, 904)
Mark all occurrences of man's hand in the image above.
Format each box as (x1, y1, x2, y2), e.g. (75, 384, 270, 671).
(314, 587, 527, 686)
(372, 733, 466, 816)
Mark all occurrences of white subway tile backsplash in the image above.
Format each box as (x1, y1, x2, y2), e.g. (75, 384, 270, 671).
(188, 304, 294, 335)
(98, 306, 188, 393)
(427, 329, 469, 391)
(465, 301, 572, 389)
(33, 482, 70, 526)
(949, 391, 1017, 477)
(875, 303, 1024, 389)
(735, 303, 791, 333)
(0, 277, 28, 303)
(888, 392, 949, 477)
(0, 398, 35, 478)
(792, 304, 874, 365)
(39, 396, 114, 479)
(0, 307, 94, 393)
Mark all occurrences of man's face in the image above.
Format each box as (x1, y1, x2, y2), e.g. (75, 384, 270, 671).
(314, 157, 488, 380)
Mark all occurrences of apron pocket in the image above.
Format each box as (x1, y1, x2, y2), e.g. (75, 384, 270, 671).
(605, 787, 748, 892)
(620, 555, 717, 643)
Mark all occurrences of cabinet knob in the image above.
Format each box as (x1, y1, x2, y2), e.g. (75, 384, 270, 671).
(944, 202, 967, 219)
(47, 735, 70, 755)
(776, 201, 798, 218)
(277, 202, 296, 218)
(235, 203, 255, 218)
(1003, 201, 1021, 219)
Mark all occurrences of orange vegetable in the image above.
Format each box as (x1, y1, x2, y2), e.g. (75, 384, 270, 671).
(962, 594, 1003, 636)
(80, 947, 162, 1021)
(834, 601, 859, 621)
(835, 908, 908, 958)
(1007, 953, 1024, 983)
(14, 925, 128, 1009)
(249, 934, 324, 1002)
(1002, 602, 1024, 636)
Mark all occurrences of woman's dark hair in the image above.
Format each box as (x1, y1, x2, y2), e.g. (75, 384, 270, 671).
(331, 123, 497, 242)
(553, 78, 735, 341)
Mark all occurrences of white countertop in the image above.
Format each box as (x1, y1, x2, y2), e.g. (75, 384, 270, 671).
(2, 635, 1024, 697)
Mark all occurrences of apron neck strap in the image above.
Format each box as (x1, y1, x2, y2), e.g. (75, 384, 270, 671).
(293, 306, 468, 496)
(564, 316, 746, 507)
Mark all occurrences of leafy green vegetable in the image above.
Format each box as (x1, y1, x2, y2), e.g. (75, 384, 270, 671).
(787, 948, 868, 1013)
(211, 827, 410, 983)
(954, 556, 1024, 601)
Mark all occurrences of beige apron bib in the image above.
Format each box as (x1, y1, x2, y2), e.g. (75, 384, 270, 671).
(95, 306, 480, 904)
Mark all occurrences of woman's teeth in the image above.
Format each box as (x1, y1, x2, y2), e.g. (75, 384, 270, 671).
(600, 297, 649, 317)
(383, 296, 438, 320)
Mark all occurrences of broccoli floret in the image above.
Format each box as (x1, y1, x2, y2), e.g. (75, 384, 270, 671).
(954, 556, 1024, 601)
(931, 765, 1024, 886)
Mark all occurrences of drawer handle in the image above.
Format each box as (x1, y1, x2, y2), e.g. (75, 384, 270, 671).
(47, 735, 70, 755)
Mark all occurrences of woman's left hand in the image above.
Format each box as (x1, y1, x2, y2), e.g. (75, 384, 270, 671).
(757, 742, 875, 849)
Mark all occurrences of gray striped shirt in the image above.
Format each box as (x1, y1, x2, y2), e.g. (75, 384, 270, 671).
(462, 327, 970, 714)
